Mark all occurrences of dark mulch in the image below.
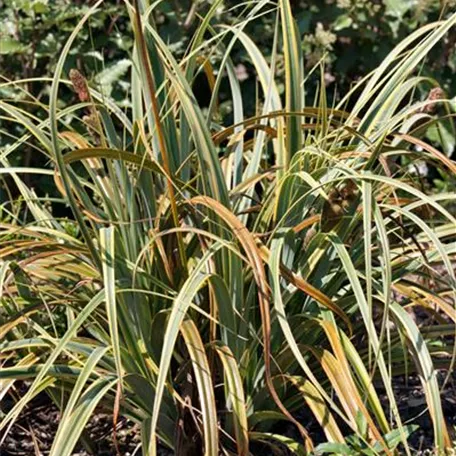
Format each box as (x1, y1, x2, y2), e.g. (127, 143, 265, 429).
(2, 369, 456, 455)
(393, 370, 456, 451)
(0, 387, 141, 456)
(0, 378, 183, 456)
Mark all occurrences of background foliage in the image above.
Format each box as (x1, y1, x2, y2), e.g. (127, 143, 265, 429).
(2, 0, 456, 100)
(1, 0, 456, 194)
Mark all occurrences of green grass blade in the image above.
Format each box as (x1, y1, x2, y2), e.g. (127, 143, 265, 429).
(390, 303, 451, 449)
(48, 1, 103, 271)
(100, 227, 123, 385)
(181, 320, 219, 456)
(215, 344, 249, 455)
(149, 242, 224, 456)
(49, 346, 109, 455)
(279, 0, 303, 163)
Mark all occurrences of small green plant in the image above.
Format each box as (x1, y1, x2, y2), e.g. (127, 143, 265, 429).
(0, 1, 455, 455)
(314, 425, 418, 455)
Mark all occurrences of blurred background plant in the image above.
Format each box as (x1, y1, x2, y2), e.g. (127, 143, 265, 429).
(1, 0, 455, 198)
(2, 0, 456, 97)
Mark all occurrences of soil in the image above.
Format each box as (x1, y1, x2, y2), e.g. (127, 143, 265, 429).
(393, 370, 456, 452)
(1, 371, 455, 455)
(0, 391, 142, 456)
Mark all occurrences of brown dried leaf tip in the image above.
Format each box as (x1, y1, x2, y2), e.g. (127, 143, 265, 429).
(69, 69, 90, 102)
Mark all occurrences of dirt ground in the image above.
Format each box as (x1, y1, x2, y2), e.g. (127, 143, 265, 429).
(1, 369, 456, 455)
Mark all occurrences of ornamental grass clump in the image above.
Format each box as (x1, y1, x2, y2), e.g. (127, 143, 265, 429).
(0, 1, 455, 455)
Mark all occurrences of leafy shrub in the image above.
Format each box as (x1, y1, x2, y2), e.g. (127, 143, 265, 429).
(2, 1, 456, 101)
(0, 1, 455, 455)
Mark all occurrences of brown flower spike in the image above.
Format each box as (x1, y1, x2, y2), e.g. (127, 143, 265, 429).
(69, 68, 90, 102)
